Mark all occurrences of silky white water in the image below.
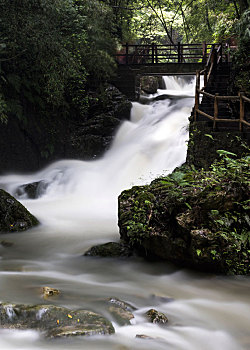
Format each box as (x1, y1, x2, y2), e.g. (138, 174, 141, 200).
(0, 76, 249, 350)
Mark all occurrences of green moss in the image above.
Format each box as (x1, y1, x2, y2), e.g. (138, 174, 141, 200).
(118, 151, 250, 274)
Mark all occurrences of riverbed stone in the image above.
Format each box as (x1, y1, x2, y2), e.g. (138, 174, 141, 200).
(145, 309, 168, 324)
(0, 303, 114, 338)
(84, 242, 133, 258)
(107, 297, 135, 326)
(0, 189, 39, 233)
(41, 286, 60, 299)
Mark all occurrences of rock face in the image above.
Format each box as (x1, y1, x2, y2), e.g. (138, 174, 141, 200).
(140, 76, 159, 94)
(0, 303, 114, 338)
(0, 189, 39, 232)
(186, 122, 249, 170)
(0, 85, 132, 173)
(84, 242, 133, 258)
(67, 85, 132, 160)
(118, 157, 250, 275)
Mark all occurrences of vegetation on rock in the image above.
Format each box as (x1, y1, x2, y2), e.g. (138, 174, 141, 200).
(118, 151, 250, 275)
(0, 189, 39, 232)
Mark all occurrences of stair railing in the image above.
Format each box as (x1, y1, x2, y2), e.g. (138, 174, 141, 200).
(194, 89, 250, 131)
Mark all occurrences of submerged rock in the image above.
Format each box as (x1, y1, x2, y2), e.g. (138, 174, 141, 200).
(136, 334, 155, 339)
(145, 309, 168, 324)
(0, 303, 114, 338)
(0, 240, 14, 247)
(84, 242, 133, 258)
(15, 181, 48, 199)
(0, 189, 39, 233)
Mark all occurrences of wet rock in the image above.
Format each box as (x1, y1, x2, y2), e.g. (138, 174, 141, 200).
(15, 181, 48, 199)
(84, 242, 133, 258)
(140, 76, 159, 94)
(70, 114, 121, 159)
(0, 189, 39, 233)
(108, 306, 134, 326)
(145, 309, 168, 324)
(107, 297, 136, 325)
(149, 294, 174, 304)
(0, 303, 114, 338)
(41, 286, 60, 299)
(136, 334, 154, 339)
(108, 298, 136, 312)
(68, 85, 132, 160)
(0, 240, 14, 247)
(101, 85, 132, 121)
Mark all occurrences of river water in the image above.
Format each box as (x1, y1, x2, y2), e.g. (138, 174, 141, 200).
(0, 76, 249, 350)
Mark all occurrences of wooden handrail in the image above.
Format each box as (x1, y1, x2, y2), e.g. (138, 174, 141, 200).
(115, 42, 221, 65)
(194, 85, 250, 131)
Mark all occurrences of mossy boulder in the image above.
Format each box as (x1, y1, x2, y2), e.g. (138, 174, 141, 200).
(0, 303, 114, 338)
(0, 189, 39, 232)
(84, 242, 133, 258)
(118, 155, 250, 275)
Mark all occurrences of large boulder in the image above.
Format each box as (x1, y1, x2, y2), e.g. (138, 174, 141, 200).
(118, 156, 250, 275)
(140, 76, 159, 94)
(68, 85, 132, 160)
(69, 113, 121, 159)
(0, 303, 114, 338)
(0, 189, 39, 232)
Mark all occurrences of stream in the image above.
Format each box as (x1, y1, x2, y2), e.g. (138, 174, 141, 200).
(0, 76, 249, 350)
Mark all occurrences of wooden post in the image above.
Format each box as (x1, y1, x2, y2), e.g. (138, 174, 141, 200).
(202, 41, 207, 63)
(152, 42, 155, 64)
(219, 43, 223, 62)
(213, 93, 219, 130)
(125, 43, 129, 65)
(178, 41, 181, 63)
(204, 69, 208, 87)
(239, 92, 245, 131)
(194, 70, 200, 122)
(155, 45, 158, 64)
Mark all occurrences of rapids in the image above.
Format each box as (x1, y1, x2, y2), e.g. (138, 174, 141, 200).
(0, 76, 249, 350)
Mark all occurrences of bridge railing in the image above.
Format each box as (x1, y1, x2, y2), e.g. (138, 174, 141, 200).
(115, 42, 222, 65)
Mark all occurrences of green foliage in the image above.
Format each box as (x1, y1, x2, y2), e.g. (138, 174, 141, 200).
(232, 9, 250, 93)
(120, 150, 250, 274)
(0, 0, 118, 126)
(124, 0, 241, 44)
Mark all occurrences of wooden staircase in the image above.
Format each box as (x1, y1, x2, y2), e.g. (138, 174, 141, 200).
(194, 46, 250, 133)
(197, 63, 237, 130)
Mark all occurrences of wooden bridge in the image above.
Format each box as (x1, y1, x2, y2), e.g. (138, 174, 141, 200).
(115, 42, 217, 65)
(113, 42, 227, 100)
(112, 42, 249, 133)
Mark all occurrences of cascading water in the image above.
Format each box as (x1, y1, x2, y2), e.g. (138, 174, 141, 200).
(0, 76, 249, 350)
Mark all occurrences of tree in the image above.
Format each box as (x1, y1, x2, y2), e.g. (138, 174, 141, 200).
(0, 0, 118, 123)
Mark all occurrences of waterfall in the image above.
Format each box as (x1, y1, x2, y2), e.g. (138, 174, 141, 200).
(0, 75, 194, 231)
(0, 75, 248, 350)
